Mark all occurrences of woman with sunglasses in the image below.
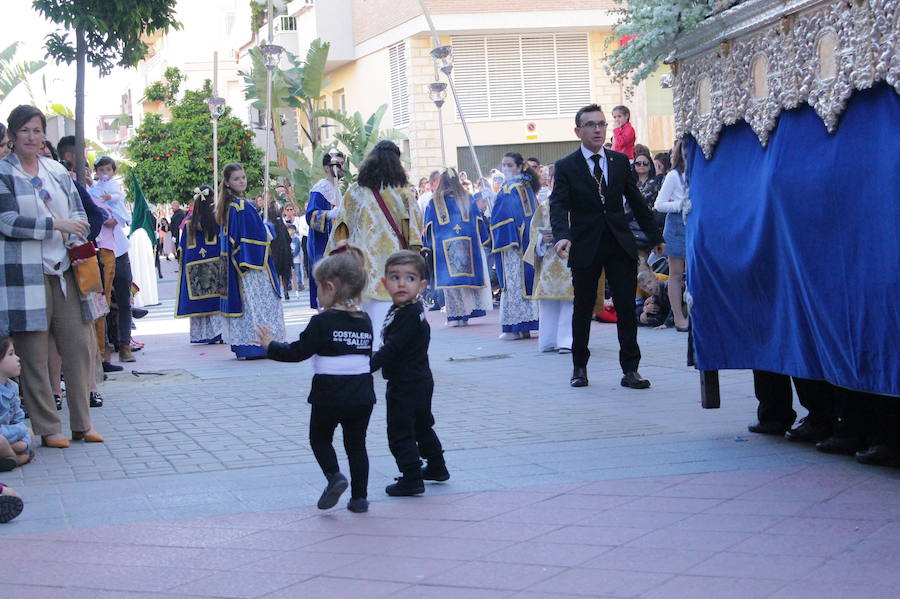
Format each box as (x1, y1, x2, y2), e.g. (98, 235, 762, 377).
(0, 105, 102, 448)
(628, 151, 660, 270)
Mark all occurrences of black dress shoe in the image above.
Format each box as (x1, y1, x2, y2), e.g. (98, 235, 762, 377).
(621, 371, 650, 389)
(102, 361, 124, 373)
(785, 418, 831, 443)
(855, 445, 900, 467)
(570, 367, 588, 387)
(816, 436, 863, 456)
(748, 421, 792, 435)
(131, 307, 149, 319)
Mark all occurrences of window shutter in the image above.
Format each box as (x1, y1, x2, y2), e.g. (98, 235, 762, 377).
(486, 36, 524, 119)
(522, 35, 559, 116)
(451, 33, 591, 120)
(389, 42, 410, 128)
(450, 36, 489, 120)
(555, 33, 592, 115)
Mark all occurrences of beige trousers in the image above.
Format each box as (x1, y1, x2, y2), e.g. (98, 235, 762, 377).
(12, 270, 95, 437)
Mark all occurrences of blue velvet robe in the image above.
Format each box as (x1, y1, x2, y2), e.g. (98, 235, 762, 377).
(219, 197, 280, 317)
(489, 175, 538, 296)
(305, 178, 339, 308)
(175, 214, 222, 318)
(423, 193, 489, 289)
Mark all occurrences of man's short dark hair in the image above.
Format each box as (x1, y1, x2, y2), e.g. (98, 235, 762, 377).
(527, 157, 540, 166)
(384, 250, 428, 280)
(575, 104, 603, 127)
(94, 156, 116, 171)
(58, 135, 75, 158)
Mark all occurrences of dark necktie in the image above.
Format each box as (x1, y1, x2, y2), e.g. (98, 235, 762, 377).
(590, 154, 606, 205)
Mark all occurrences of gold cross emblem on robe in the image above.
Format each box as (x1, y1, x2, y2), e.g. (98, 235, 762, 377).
(199, 248, 207, 257)
(453, 224, 462, 234)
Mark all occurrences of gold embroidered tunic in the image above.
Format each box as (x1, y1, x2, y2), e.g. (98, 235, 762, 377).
(524, 198, 574, 300)
(326, 184, 423, 302)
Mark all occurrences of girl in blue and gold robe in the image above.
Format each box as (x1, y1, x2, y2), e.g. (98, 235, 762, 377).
(175, 185, 224, 344)
(305, 151, 345, 308)
(423, 170, 493, 326)
(490, 152, 540, 339)
(216, 163, 285, 359)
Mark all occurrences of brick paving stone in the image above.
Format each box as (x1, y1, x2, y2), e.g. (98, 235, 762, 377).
(0, 262, 897, 598)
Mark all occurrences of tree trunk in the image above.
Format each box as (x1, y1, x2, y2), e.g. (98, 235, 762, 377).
(74, 26, 86, 186)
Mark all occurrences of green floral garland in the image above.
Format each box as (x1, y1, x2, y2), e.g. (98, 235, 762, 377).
(605, 0, 742, 85)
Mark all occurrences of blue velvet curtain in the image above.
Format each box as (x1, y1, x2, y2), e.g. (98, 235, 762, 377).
(685, 83, 900, 397)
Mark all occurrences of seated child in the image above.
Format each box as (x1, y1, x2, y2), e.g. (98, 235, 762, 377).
(0, 334, 33, 472)
(371, 250, 448, 497)
(253, 246, 374, 513)
(636, 270, 672, 328)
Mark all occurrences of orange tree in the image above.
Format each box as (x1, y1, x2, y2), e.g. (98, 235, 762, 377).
(126, 80, 263, 204)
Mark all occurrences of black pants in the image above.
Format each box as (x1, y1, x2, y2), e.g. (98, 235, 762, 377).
(572, 229, 640, 373)
(831, 388, 876, 445)
(386, 379, 444, 475)
(106, 253, 134, 349)
(309, 403, 373, 499)
(752, 370, 834, 426)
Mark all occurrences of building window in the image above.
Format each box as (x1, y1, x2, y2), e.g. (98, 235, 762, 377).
(277, 16, 297, 32)
(451, 33, 591, 120)
(389, 42, 410, 128)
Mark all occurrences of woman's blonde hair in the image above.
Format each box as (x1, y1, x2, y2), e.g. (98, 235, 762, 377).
(315, 245, 368, 306)
(434, 168, 469, 220)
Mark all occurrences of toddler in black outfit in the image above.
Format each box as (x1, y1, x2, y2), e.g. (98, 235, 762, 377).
(254, 246, 374, 513)
(372, 250, 449, 496)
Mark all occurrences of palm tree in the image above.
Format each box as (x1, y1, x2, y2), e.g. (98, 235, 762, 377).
(0, 42, 45, 105)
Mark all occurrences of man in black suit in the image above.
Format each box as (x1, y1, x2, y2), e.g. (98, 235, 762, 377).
(550, 104, 665, 389)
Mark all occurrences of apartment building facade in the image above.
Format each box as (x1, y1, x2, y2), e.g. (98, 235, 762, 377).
(284, 0, 675, 180)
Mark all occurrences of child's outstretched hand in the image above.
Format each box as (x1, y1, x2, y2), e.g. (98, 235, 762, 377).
(252, 324, 274, 349)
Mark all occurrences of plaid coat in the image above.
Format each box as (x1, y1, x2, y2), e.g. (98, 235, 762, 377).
(0, 153, 92, 333)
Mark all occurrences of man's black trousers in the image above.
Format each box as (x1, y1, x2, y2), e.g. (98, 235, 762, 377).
(571, 228, 640, 373)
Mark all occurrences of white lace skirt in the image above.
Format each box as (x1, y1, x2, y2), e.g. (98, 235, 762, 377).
(499, 248, 538, 332)
(223, 269, 285, 357)
(190, 314, 223, 344)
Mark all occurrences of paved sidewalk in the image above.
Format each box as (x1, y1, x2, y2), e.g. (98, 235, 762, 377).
(0, 259, 897, 597)
(2, 464, 898, 598)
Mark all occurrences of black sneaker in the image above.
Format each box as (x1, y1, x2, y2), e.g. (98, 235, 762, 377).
(54, 395, 63, 411)
(102, 361, 124, 373)
(422, 462, 450, 482)
(385, 473, 425, 496)
(90, 391, 104, 408)
(317, 472, 348, 509)
(347, 497, 369, 513)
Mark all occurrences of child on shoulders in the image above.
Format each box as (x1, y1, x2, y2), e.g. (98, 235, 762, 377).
(253, 245, 374, 513)
(0, 334, 33, 472)
(611, 105, 636, 160)
(371, 250, 449, 497)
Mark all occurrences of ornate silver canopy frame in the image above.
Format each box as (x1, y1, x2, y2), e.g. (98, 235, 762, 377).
(667, 0, 899, 158)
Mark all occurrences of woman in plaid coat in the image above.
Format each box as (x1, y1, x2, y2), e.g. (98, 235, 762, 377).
(0, 105, 103, 448)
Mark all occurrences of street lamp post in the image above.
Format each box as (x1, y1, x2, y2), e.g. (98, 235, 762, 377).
(427, 81, 447, 166)
(418, 0, 484, 184)
(207, 52, 226, 199)
(260, 0, 284, 222)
